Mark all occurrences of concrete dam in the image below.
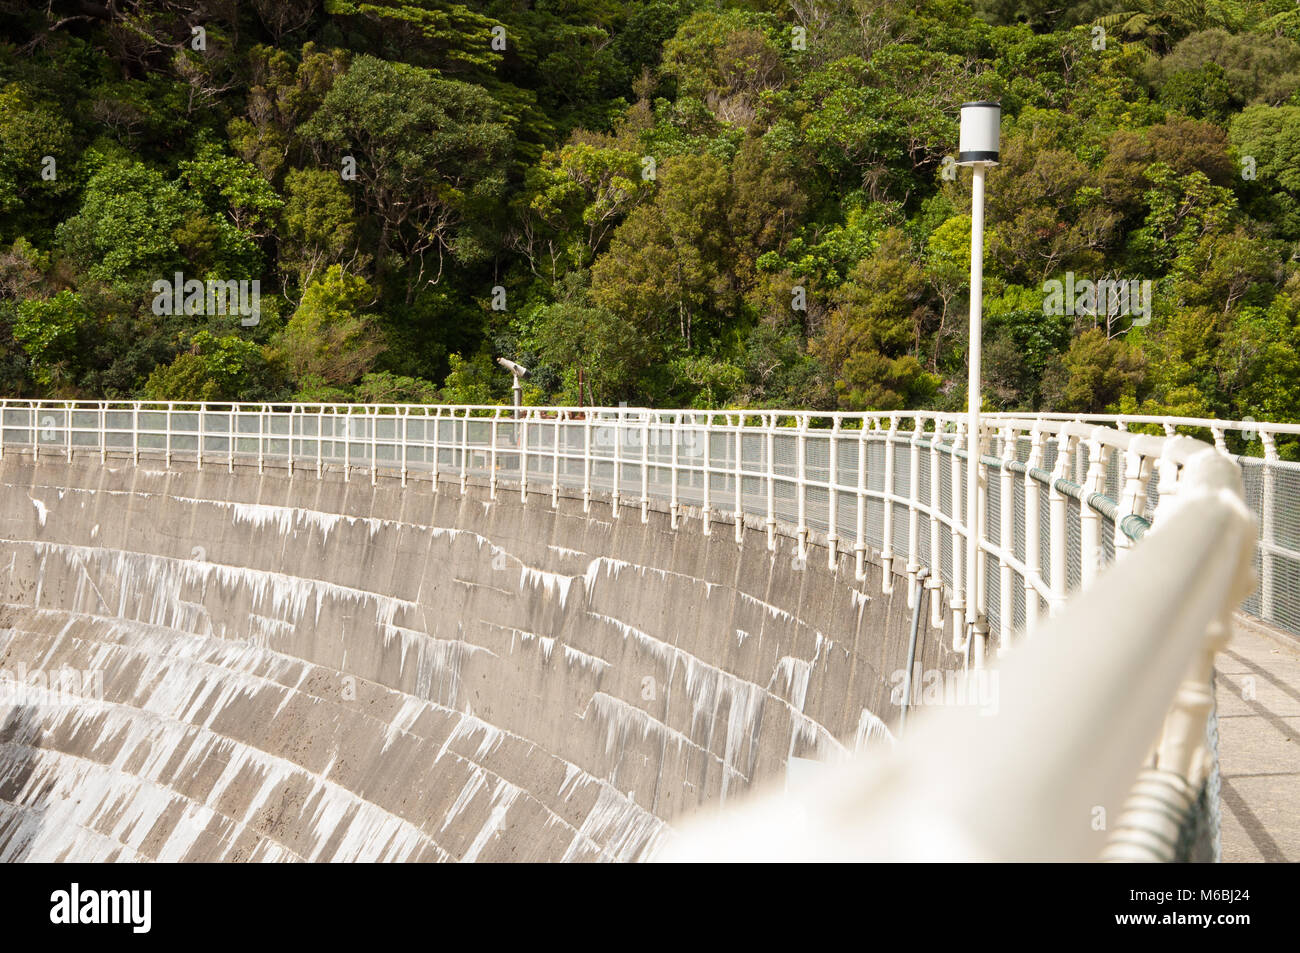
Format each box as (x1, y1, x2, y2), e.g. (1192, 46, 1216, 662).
(0, 448, 955, 862)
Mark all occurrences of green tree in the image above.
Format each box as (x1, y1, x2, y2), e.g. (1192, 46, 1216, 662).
(812, 228, 938, 410)
(56, 157, 190, 290)
(440, 352, 500, 405)
(13, 291, 94, 391)
(1040, 328, 1145, 412)
(142, 331, 282, 402)
(323, 0, 507, 72)
(531, 297, 655, 406)
(520, 139, 653, 278)
(354, 371, 440, 404)
(301, 55, 514, 295)
(280, 167, 362, 287)
(0, 82, 75, 239)
(278, 265, 384, 387)
(1159, 29, 1300, 106)
(1229, 105, 1300, 240)
(590, 153, 733, 351)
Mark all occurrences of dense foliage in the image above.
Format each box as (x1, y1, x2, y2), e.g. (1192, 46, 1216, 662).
(2, 0, 1298, 453)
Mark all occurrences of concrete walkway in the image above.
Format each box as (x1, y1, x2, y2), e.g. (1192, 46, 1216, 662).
(1215, 616, 1300, 862)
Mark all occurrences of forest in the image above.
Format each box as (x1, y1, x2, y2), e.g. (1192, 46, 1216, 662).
(1, 0, 1298, 455)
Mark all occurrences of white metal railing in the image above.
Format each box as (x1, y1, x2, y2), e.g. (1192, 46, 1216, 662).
(0, 399, 1262, 860)
(661, 441, 1257, 860)
(0, 399, 1279, 650)
(986, 411, 1299, 636)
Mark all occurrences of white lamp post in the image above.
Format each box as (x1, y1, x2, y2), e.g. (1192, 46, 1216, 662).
(956, 100, 1000, 666)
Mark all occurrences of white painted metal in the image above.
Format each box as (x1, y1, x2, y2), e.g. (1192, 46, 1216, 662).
(2, 398, 1275, 643)
(661, 441, 1254, 860)
(966, 163, 987, 655)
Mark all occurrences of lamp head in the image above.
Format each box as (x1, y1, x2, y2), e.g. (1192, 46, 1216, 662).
(957, 101, 1000, 166)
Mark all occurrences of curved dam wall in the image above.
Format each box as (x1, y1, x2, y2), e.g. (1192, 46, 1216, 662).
(0, 450, 956, 862)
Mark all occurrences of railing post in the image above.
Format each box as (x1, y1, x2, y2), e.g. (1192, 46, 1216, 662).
(906, 419, 922, 605)
(881, 417, 898, 595)
(429, 407, 439, 492)
(1115, 444, 1154, 561)
(489, 409, 499, 500)
(733, 414, 744, 544)
(795, 416, 808, 558)
(1023, 427, 1044, 635)
(1260, 431, 1278, 623)
(929, 419, 944, 628)
(975, 423, 990, 653)
(258, 405, 266, 474)
(345, 407, 355, 483)
(998, 425, 1016, 652)
(854, 419, 868, 581)
(965, 419, 991, 665)
(459, 409, 469, 496)
(641, 410, 650, 523)
(765, 415, 777, 550)
(698, 413, 711, 535)
(1151, 442, 1183, 524)
(369, 407, 377, 486)
(316, 407, 325, 479)
(582, 412, 591, 513)
(197, 404, 205, 470)
(1048, 433, 1072, 616)
(826, 417, 840, 568)
(512, 408, 522, 501)
(1080, 434, 1108, 592)
(552, 411, 561, 508)
(401, 407, 409, 488)
(67, 401, 73, 462)
(132, 404, 139, 465)
(611, 408, 622, 519)
(670, 412, 680, 529)
(949, 419, 965, 640)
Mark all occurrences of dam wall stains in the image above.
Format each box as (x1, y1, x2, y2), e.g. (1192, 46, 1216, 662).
(0, 451, 956, 861)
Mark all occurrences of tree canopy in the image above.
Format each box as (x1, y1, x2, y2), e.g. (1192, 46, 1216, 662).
(0, 0, 1298, 455)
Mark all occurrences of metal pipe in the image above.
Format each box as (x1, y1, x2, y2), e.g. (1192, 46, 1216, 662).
(899, 567, 930, 738)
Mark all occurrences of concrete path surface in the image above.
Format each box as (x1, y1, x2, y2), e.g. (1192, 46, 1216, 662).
(1215, 616, 1300, 862)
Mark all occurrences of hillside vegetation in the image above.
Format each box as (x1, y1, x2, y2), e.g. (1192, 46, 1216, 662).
(2, 1, 1298, 453)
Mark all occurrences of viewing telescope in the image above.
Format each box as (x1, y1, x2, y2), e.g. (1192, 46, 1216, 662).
(496, 357, 530, 379)
(497, 357, 529, 418)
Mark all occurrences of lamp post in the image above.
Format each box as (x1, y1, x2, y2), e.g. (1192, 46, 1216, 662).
(956, 101, 1000, 666)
